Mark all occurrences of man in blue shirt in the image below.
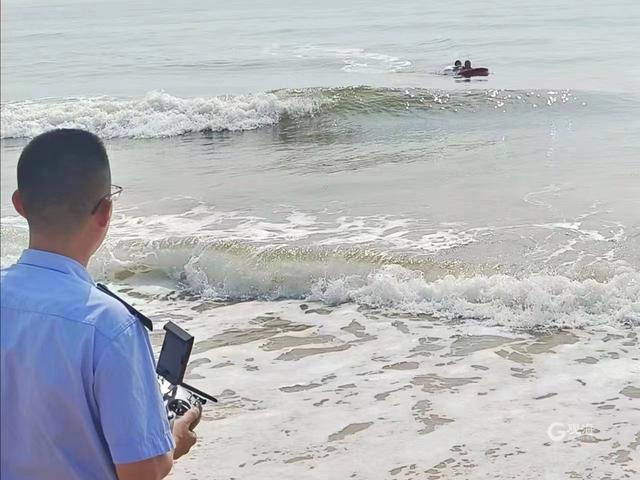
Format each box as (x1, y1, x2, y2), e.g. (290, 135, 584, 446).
(1, 129, 200, 480)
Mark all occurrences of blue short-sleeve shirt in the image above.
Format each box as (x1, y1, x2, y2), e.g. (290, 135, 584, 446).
(1, 249, 174, 480)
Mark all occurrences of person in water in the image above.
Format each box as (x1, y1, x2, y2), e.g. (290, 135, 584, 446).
(456, 59, 489, 78)
(443, 60, 463, 75)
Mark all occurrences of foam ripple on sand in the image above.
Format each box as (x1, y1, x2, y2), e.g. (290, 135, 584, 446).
(118, 294, 639, 480)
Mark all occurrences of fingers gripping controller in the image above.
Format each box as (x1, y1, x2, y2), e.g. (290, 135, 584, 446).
(164, 385, 203, 427)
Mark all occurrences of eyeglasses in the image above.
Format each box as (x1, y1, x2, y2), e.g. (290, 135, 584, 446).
(91, 184, 123, 214)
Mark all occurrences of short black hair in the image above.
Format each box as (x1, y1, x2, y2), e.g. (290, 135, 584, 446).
(17, 129, 111, 233)
(454, 60, 462, 66)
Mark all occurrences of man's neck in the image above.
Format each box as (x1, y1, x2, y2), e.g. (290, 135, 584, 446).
(29, 235, 92, 267)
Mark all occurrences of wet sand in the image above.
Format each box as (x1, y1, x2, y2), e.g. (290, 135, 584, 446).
(123, 294, 640, 480)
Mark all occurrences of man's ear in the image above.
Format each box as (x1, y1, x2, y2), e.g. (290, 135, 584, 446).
(12, 190, 27, 218)
(93, 198, 112, 228)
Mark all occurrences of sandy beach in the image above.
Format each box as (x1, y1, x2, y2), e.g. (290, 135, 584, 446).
(115, 291, 639, 480)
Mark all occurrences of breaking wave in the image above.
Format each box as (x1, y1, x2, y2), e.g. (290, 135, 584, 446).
(309, 265, 639, 329)
(94, 237, 640, 329)
(1, 87, 594, 139)
(2, 213, 637, 329)
(0, 90, 324, 139)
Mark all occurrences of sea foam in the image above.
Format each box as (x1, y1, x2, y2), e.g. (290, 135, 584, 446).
(100, 236, 639, 329)
(2, 87, 590, 139)
(0, 90, 322, 139)
(2, 207, 637, 329)
(309, 265, 640, 329)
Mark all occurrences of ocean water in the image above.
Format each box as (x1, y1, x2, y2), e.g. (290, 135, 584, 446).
(1, 0, 639, 478)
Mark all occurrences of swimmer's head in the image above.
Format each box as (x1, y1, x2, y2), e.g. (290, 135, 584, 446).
(464, 60, 471, 68)
(454, 60, 462, 67)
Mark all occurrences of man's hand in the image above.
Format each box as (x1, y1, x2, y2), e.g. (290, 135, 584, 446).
(115, 407, 202, 480)
(172, 407, 201, 460)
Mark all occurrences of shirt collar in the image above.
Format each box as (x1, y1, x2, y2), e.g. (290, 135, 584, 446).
(17, 249, 94, 285)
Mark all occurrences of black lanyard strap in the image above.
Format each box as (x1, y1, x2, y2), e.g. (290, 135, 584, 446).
(96, 283, 154, 331)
